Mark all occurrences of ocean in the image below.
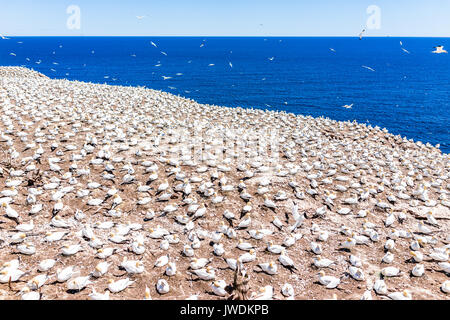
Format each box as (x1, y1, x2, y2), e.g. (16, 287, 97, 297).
(1, 36, 449, 153)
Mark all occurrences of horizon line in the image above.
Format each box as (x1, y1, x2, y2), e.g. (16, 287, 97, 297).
(3, 35, 450, 38)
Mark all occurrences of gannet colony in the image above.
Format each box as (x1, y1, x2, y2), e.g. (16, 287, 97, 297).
(0, 66, 449, 300)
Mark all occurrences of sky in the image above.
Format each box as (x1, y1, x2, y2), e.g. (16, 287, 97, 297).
(1, 0, 450, 37)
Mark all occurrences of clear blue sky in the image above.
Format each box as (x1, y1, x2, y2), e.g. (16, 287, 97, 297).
(1, 0, 450, 37)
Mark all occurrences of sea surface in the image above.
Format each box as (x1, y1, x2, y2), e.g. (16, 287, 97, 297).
(1, 37, 449, 153)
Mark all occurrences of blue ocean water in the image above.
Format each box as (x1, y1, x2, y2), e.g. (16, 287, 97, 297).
(1, 37, 449, 153)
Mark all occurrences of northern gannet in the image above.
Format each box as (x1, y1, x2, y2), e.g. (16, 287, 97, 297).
(318, 271, 340, 289)
(433, 46, 448, 54)
(388, 290, 412, 300)
(108, 278, 134, 293)
(211, 280, 227, 296)
(67, 276, 92, 291)
(257, 261, 278, 275)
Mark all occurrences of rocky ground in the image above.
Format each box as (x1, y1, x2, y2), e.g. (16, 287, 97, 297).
(0, 66, 449, 300)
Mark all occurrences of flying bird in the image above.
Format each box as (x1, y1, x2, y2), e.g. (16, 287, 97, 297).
(401, 47, 410, 54)
(342, 104, 353, 109)
(362, 65, 375, 72)
(433, 46, 448, 54)
(329, 48, 336, 53)
(0, 34, 9, 40)
(150, 41, 158, 48)
(359, 29, 366, 40)
(268, 57, 275, 61)
(161, 51, 168, 56)
(229, 62, 233, 68)
(162, 76, 172, 80)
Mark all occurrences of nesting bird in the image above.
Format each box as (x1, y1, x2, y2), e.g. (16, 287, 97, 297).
(0, 66, 448, 301)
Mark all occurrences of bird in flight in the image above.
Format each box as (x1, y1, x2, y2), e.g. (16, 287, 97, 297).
(342, 104, 354, 109)
(359, 29, 366, 40)
(329, 48, 336, 53)
(0, 34, 10, 40)
(162, 76, 172, 80)
(399, 41, 410, 54)
(433, 46, 448, 54)
(229, 62, 233, 68)
(268, 57, 275, 61)
(362, 65, 375, 72)
(150, 41, 158, 48)
(161, 51, 168, 56)
(200, 43, 205, 48)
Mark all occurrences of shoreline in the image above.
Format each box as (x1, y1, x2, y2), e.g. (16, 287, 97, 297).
(1, 66, 447, 155)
